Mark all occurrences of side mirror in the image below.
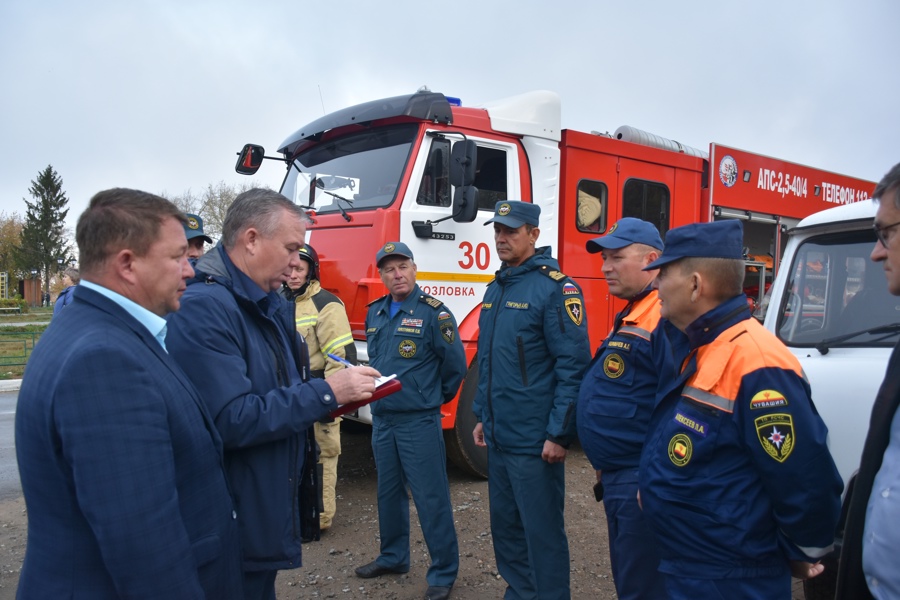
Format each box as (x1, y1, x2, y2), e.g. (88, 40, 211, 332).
(450, 140, 477, 187)
(452, 186, 479, 223)
(235, 144, 265, 175)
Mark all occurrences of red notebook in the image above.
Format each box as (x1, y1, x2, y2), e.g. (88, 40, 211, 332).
(330, 376, 402, 418)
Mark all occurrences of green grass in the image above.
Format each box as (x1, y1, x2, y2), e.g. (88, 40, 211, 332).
(0, 312, 50, 379)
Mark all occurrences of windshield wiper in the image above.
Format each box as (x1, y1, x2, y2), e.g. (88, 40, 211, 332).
(321, 190, 354, 222)
(815, 323, 900, 355)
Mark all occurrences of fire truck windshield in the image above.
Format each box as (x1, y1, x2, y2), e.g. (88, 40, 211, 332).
(281, 123, 418, 214)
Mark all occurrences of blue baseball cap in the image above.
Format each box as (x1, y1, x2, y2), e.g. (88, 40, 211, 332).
(376, 241, 414, 267)
(484, 200, 541, 228)
(644, 220, 744, 270)
(586, 218, 663, 253)
(183, 213, 213, 244)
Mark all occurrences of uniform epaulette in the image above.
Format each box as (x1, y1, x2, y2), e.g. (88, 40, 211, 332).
(367, 294, 390, 307)
(419, 294, 443, 309)
(539, 265, 569, 283)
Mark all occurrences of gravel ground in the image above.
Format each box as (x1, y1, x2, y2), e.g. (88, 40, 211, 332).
(0, 422, 809, 599)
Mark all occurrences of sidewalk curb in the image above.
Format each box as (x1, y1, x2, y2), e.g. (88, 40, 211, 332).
(0, 380, 22, 393)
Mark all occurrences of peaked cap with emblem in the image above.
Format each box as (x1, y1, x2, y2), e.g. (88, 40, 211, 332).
(183, 213, 213, 244)
(376, 241, 414, 267)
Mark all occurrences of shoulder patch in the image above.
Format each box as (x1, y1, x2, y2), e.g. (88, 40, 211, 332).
(420, 295, 443, 309)
(367, 294, 390, 307)
(755, 413, 795, 462)
(539, 266, 568, 282)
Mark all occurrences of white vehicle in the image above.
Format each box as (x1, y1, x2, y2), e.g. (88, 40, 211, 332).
(763, 199, 900, 599)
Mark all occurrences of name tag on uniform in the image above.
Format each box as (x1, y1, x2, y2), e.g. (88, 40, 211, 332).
(505, 301, 529, 310)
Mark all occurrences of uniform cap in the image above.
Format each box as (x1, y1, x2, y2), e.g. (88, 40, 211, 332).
(376, 241, 414, 267)
(484, 200, 541, 228)
(644, 220, 744, 270)
(586, 218, 663, 253)
(183, 213, 213, 244)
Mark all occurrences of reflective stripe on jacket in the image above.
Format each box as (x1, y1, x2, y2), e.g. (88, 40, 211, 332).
(639, 295, 843, 580)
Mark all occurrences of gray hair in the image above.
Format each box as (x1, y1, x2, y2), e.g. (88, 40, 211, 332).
(873, 162, 900, 210)
(221, 188, 307, 249)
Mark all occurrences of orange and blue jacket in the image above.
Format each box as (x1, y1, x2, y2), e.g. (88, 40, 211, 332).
(639, 295, 843, 580)
(577, 288, 666, 471)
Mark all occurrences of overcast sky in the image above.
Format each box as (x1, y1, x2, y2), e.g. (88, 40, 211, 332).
(1, 0, 896, 234)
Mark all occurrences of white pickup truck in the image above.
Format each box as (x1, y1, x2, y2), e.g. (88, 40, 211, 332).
(762, 199, 900, 599)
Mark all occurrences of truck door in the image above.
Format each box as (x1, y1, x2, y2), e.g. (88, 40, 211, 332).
(399, 135, 519, 329)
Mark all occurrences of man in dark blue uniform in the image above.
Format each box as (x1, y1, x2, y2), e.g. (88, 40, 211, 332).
(473, 201, 591, 600)
(357, 242, 467, 600)
(639, 220, 843, 598)
(576, 218, 667, 600)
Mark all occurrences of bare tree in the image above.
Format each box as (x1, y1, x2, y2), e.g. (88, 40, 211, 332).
(163, 180, 269, 244)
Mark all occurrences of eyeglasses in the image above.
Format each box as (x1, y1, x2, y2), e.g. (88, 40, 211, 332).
(874, 220, 900, 247)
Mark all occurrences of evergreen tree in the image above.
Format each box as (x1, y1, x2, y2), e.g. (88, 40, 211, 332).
(16, 165, 71, 302)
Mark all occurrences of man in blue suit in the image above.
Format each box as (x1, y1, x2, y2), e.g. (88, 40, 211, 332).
(15, 188, 243, 599)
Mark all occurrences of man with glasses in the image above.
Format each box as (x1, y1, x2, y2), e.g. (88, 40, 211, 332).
(837, 162, 900, 599)
(356, 242, 466, 600)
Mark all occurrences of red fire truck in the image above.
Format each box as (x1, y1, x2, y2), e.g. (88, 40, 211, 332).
(236, 88, 874, 477)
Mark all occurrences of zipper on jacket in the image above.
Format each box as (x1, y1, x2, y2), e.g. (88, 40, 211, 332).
(555, 305, 566, 333)
(516, 336, 529, 386)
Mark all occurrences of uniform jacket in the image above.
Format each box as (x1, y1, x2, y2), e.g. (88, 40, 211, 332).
(577, 288, 665, 471)
(474, 247, 591, 453)
(292, 280, 356, 378)
(639, 295, 843, 580)
(835, 340, 900, 599)
(16, 286, 242, 599)
(365, 284, 466, 415)
(166, 244, 337, 572)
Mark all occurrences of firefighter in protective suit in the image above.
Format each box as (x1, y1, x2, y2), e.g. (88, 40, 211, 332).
(639, 220, 843, 598)
(285, 244, 356, 532)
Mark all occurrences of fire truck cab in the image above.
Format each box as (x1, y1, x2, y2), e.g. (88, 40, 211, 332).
(237, 88, 874, 478)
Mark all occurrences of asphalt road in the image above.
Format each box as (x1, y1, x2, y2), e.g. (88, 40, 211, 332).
(0, 393, 18, 502)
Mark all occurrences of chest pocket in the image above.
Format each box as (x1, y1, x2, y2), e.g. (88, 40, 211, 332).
(393, 319, 427, 361)
(585, 345, 638, 418)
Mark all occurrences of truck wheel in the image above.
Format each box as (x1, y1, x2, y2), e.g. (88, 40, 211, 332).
(444, 359, 489, 479)
(802, 553, 837, 600)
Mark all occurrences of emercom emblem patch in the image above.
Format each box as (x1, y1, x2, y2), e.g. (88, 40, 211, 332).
(755, 413, 795, 462)
(565, 297, 583, 326)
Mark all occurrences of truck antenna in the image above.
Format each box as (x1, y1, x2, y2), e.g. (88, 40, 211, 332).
(318, 85, 326, 115)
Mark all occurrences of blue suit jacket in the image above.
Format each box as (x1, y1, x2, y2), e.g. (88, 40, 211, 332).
(15, 286, 243, 599)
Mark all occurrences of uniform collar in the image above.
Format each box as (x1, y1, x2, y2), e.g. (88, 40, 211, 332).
(684, 294, 751, 349)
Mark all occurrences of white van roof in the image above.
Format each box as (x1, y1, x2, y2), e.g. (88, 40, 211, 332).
(796, 199, 876, 229)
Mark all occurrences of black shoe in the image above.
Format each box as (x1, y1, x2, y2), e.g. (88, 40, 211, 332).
(424, 585, 452, 600)
(354, 560, 408, 579)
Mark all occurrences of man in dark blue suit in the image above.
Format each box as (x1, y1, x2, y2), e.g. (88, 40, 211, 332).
(15, 188, 243, 599)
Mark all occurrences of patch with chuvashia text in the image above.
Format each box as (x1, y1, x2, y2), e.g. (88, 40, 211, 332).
(565, 297, 583, 326)
(603, 353, 625, 378)
(674, 410, 708, 438)
(668, 433, 693, 466)
(438, 311, 451, 321)
(755, 413, 795, 462)
(750, 389, 788, 410)
(398, 340, 417, 358)
(562, 282, 580, 296)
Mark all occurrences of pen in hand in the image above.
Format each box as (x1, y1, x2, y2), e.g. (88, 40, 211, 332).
(327, 353, 355, 368)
